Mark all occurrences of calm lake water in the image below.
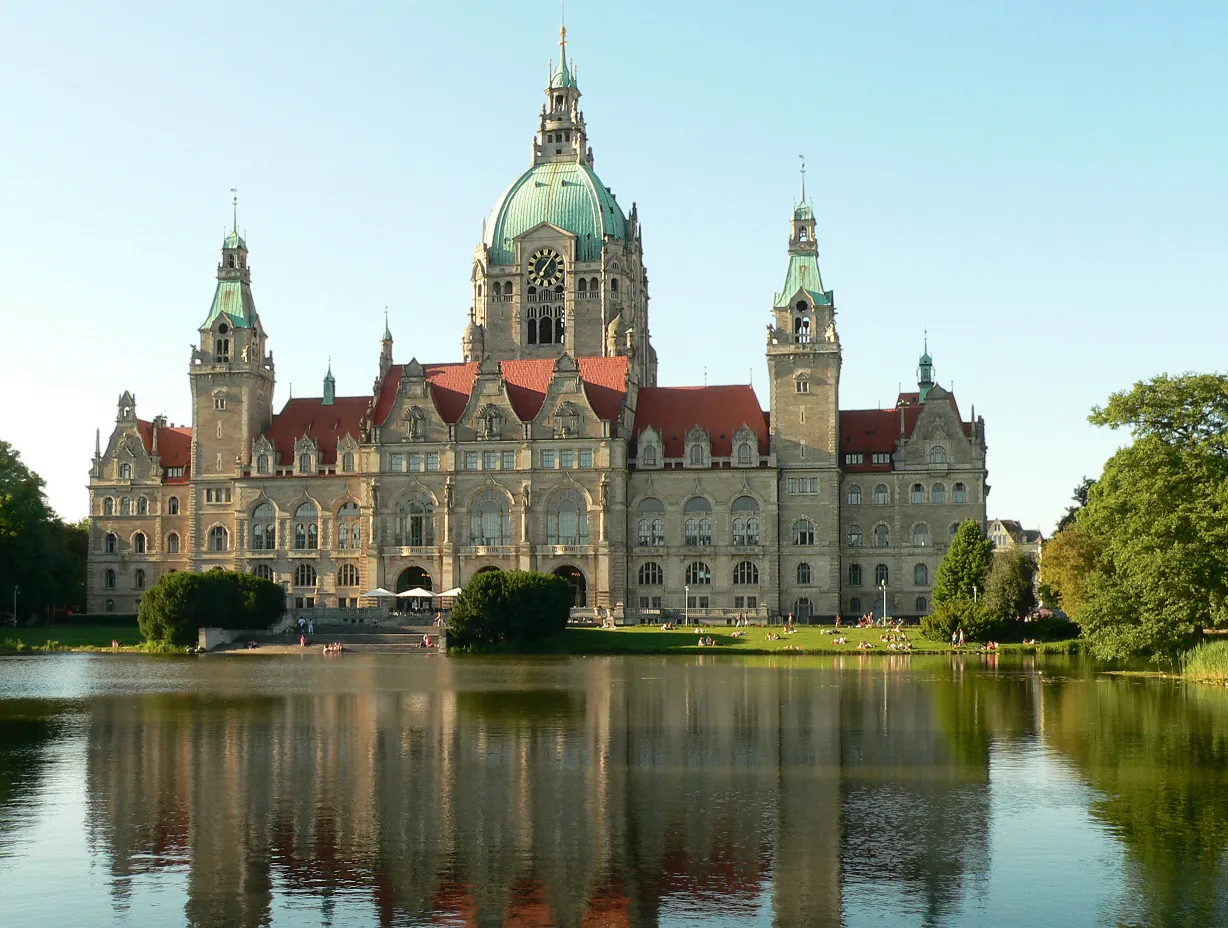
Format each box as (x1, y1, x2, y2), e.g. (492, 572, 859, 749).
(0, 653, 1225, 928)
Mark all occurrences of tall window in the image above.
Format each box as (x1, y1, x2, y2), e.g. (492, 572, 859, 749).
(914, 563, 929, 585)
(685, 562, 711, 585)
(470, 490, 510, 546)
(167, 496, 179, 515)
(874, 484, 889, 505)
(953, 483, 967, 504)
(342, 452, 355, 473)
(134, 568, 146, 590)
(931, 483, 946, 505)
(793, 519, 815, 546)
(731, 496, 760, 546)
(132, 532, 147, 554)
(910, 483, 925, 504)
(257, 454, 270, 474)
(251, 564, 274, 581)
(874, 524, 890, 547)
(294, 502, 319, 550)
(166, 532, 180, 554)
(105, 533, 117, 554)
(930, 446, 947, 464)
(337, 501, 361, 549)
(396, 496, 434, 546)
(337, 564, 360, 587)
(874, 563, 889, 586)
(690, 445, 705, 466)
(847, 524, 862, 547)
(209, 526, 229, 551)
(915, 596, 928, 613)
(104, 569, 116, 589)
(912, 523, 930, 547)
(136, 497, 148, 515)
(737, 443, 753, 465)
(548, 490, 589, 545)
(797, 562, 812, 585)
(119, 463, 131, 479)
(638, 562, 664, 585)
(120, 497, 131, 516)
(733, 561, 759, 585)
(849, 564, 863, 586)
(251, 502, 276, 550)
(642, 445, 657, 467)
(293, 563, 317, 587)
(683, 497, 712, 546)
(849, 597, 862, 614)
(637, 498, 665, 546)
(102, 497, 114, 516)
(847, 485, 862, 505)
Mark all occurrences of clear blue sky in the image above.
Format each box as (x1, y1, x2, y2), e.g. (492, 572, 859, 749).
(1, 1, 1224, 530)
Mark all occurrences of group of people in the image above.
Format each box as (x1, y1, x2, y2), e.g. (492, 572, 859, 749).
(695, 636, 718, 647)
(321, 642, 344, 655)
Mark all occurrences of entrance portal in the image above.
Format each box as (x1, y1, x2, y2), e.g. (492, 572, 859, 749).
(553, 566, 587, 607)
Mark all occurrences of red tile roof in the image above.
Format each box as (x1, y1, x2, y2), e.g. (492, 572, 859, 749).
(633, 385, 768, 458)
(372, 356, 629, 426)
(840, 391, 973, 471)
(136, 420, 192, 483)
(265, 396, 368, 466)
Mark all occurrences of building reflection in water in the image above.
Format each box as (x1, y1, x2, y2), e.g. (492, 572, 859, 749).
(78, 655, 1039, 926)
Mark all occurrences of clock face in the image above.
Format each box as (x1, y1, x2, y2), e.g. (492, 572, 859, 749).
(528, 248, 564, 287)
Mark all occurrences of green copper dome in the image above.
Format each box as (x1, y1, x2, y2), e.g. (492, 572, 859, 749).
(223, 231, 246, 250)
(484, 161, 627, 265)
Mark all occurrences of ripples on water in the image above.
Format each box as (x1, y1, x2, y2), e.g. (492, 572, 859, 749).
(0, 653, 1226, 927)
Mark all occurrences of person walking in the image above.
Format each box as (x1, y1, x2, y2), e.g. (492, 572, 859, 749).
(958, 627, 965, 648)
(307, 620, 314, 636)
(951, 629, 958, 648)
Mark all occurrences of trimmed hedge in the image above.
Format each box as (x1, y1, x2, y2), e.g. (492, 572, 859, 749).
(447, 570, 571, 648)
(138, 569, 285, 646)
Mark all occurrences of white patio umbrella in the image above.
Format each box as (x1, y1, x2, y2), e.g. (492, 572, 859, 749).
(397, 587, 434, 598)
(435, 587, 464, 597)
(361, 588, 396, 598)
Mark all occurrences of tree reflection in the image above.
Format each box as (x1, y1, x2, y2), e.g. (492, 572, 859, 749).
(0, 700, 60, 857)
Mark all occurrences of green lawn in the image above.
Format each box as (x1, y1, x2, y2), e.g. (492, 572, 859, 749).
(459, 624, 1077, 656)
(1, 624, 143, 651)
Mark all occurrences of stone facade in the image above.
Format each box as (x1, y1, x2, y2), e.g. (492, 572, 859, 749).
(87, 28, 988, 620)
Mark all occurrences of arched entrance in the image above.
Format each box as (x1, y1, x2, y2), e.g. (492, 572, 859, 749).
(553, 566, 587, 607)
(471, 565, 502, 583)
(793, 597, 812, 622)
(396, 566, 432, 593)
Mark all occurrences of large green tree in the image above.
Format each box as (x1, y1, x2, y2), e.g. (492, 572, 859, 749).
(1055, 476, 1095, 532)
(1038, 522, 1097, 614)
(447, 570, 571, 649)
(932, 520, 996, 606)
(984, 547, 1037, 621)
(138, 569, 284, 646)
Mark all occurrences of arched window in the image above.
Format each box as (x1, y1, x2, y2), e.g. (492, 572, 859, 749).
(874, 563, 889, 586)
(914, 563, 929, 585)
(251, 502, 275, 549)
(134, 568, 146, 589)
(104, 568, 116, 589)
(874, 484, 889, 505)
(105, 533, 117, 554)
(257, 454, 270, 474)
(299, 453, 312, 472)
(494, 281, 503, 297)
(953, 483, 967, 504)
(293, 563, 317, 587)
(642, 445, 657, 467)
(930, 446, 947, 464)
(738, 443, 753, 465)
(915, 596, 928, 613)
(470, 490, 511, 546)
(848, 564, 863, 586)
(684, 561, 711, 585)
(912, 523, 931, 547)
(873, 524, 890, 547)
(847, 524, 862, 547)
(797, 562, 812, 585)
(209, 525, 229, 551)
(731, 497, 760, 545)
(168, 496, 179, 515)
(637, 498, 665, 546)
(396, 496, 434, 547)
(611, 278, 619, 292)
(132, 532, 147, 554)
(342, 452, 355, 473)
(337, 501, 361, 549)
(577, 278, 586, 294)
(166, 532, 180, 554)
(251, 564, 274, 581)
(294, 502, 319, 550)
(119, 463, 131, 479)
(931, 483, 946, 505)
(794, 598, 812, 620)
(683, 498, 712, 546)
(589, 277, 598, 292)
(733, 561, 759, 585)
(793, 519, 815, 546)
(120, 497, 131, 516)
(638, 562, 664, 585)
(847, 484, 862, 505)
(102, 497, 114, 516)
(136, 497, 148, 515)
(949, 521, 961, 540)
(538, 316, 552, 344)
(910, 483, 925, 504)
(548, 490, 589, 545)
(337, 564, 360, 587)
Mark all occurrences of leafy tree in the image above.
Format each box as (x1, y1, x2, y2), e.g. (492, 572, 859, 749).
(1038, 523, 1097, 613)
(984, 548, 1037, 621)
(932, 520, 995, 607)
(1090, 372, 1228, 454)
(922, 598, 1000, 643)
(138, 569, 284, 646)
(1055, 476, 1095, 532)
(447, 570, 571, 648)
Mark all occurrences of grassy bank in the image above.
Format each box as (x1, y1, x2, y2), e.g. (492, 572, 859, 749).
(1, 624, 144, 652)
(1182, 640, 1228, 683)
(454, 624, 1080, 656)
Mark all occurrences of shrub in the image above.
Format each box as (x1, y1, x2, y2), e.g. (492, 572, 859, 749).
(1181, 639, 1228, 682)
(921, 598, 1001, 643)
(447, 570, 571, 649)
(138, 569, 284, 646)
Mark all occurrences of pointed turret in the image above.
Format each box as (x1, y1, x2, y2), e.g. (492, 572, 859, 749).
(379, 311, 393, 379)
(323, 361, 336, 406)
(535, 25, 589, 166)
(775, 159, 829, 311)
(918, 337, 935, 403)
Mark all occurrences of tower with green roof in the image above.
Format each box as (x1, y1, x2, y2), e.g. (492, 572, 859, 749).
(470, 26, 656, 385)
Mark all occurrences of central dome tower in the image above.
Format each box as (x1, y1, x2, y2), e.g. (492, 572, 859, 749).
(468, 27, 655, 385)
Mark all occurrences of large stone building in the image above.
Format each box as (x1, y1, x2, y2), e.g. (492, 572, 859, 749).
(87, 28, 988, 621)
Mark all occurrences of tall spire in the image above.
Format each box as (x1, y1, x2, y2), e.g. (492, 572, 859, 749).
(230, 187, 238, 234)
(918, 334, 935, 403)
(382, 308, 392, 342)
(799, 155, 806, 204)
(323, 359, 335, 406)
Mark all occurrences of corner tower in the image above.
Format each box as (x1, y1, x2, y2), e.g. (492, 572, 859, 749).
(471, 26, 655, 385)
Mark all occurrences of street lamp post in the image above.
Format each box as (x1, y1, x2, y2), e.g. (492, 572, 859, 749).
(973, 584, 978, 603)
(879, 580, 888, 625)
(684, 585, 690, 626)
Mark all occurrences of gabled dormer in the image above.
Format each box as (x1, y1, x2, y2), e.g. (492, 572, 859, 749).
(684, 425, 712, 469)
(636, 425, 663, 469)
(294, 435, 318, 475)
(732, 424, 760, 467)
(251, 435, 276, 475)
